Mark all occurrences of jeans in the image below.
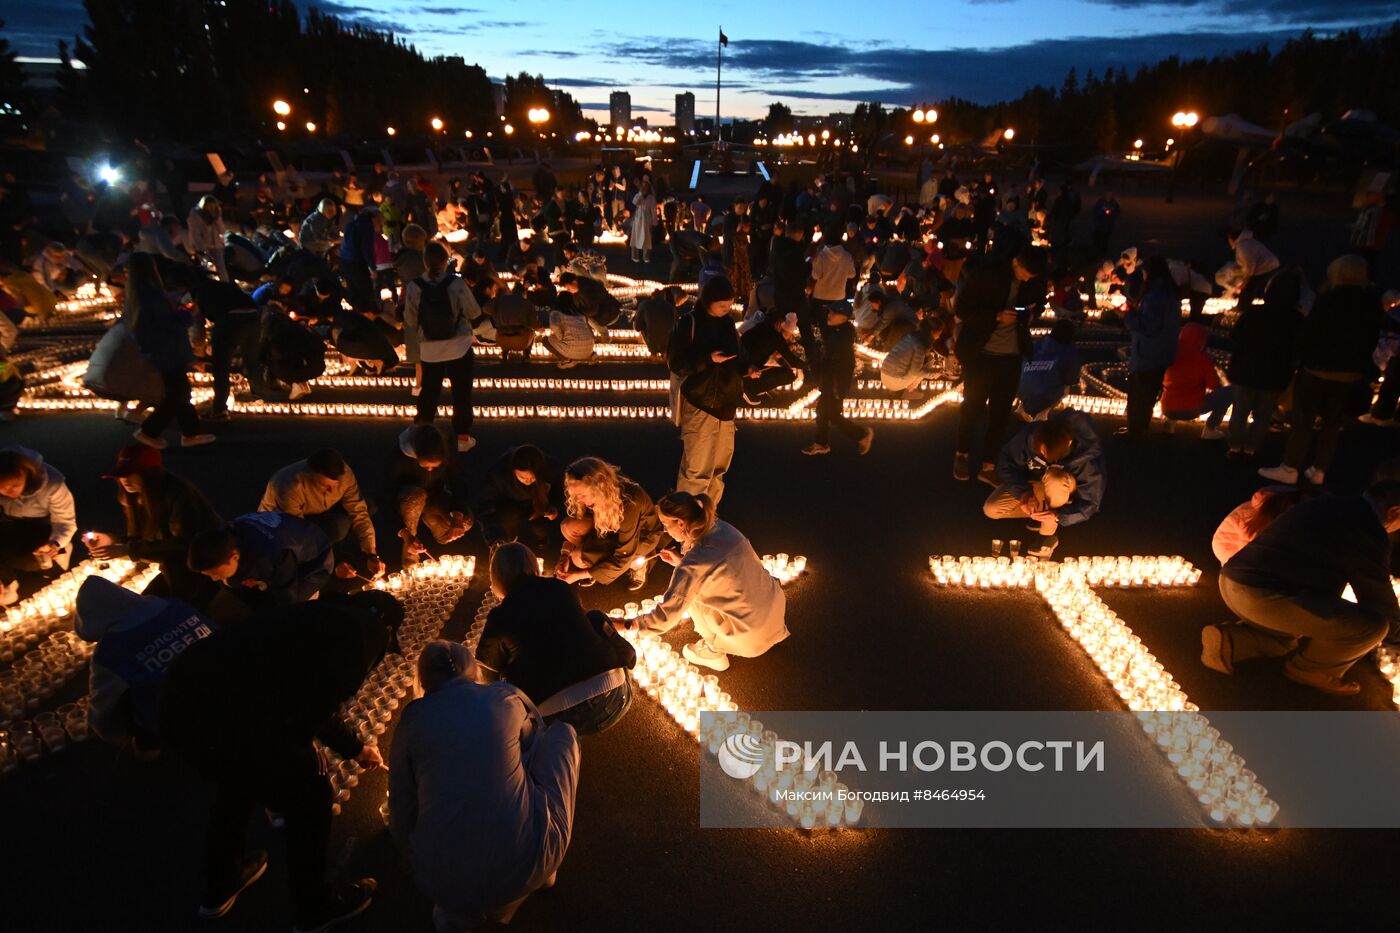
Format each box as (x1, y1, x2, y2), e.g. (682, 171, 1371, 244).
(1218, 575, 1388, 678)
(418, 350, 474, 437)
(547, 679, 633, 736)
(141, 369, 200, 438)
(1282, 370, 1356, 471)
(204, 744, 333, 918)
(1125, 367, 1166, 437)
(1226, 383, 1281, 453)
(1163, 386, 1233, 429)
(676, 399, 736, 507)
(210, 312, 266, 412)
(957, 352, 1022, 463)
(816, 322, 863, 446)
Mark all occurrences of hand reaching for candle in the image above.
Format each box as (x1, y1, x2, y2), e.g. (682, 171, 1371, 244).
(355, 744, 385, 771)
(556, 568, 591, 584)
(659, 547, 681, 567)
(85, 532, 126, 560)
(365, 556, 385, 578)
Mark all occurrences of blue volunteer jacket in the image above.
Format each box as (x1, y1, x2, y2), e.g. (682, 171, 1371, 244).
(995, 409, 1106, 527)
(227, 512, 333, 605)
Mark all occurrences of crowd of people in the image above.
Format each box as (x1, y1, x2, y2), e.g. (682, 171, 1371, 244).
(1, 148, 1399, 929)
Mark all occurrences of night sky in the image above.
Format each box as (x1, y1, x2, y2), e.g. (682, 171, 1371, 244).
(3, 0, 1396, 119)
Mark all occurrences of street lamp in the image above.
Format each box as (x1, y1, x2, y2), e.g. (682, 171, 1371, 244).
(431, 116, 444, 132)
(305, 121, 316, 133)
(904, 135, 914, 145)
(930, 133, 939, 144)
(272, 99, 291, 117)
(912, 109, 925, 124)
(1133, 138, 1144, 149)
(503, 123, 514, 135)
(528, 107, 550, 125)
(386, 125, 396, 136)
(276, 121, 286, 132)
(1166, 110, 1199, 203)
(464, 130, 473, 139)
(1002, 128, 1015, 141)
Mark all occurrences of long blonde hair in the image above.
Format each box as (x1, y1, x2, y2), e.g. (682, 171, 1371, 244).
(489, 541, 538, 598)
(657, 491, 716, 550)
(564, 457, 627, 536)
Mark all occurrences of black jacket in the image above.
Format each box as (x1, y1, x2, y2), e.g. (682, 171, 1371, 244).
(1298, 285, 1383, 374)
(769, 236, 810, 317)
(478, 447, 562, 532)
(954, 254, 1031, 361)
(159, 595, 397, 769)
(125, 471, 222, 569)
(668, 308, 744, 419)
(476, 576, 635, 705)
(1228, 271, 1304, 391)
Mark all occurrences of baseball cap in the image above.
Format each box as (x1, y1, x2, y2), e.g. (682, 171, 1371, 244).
(102, 444, 163, 479)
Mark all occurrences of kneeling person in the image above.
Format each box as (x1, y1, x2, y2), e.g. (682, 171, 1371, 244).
(189, 513, 334, 616)
(982, 410, 1104, 558)
(260, 449, 383, 578)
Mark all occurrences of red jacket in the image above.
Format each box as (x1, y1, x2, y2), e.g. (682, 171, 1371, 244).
(1161, 323, 1219, 412)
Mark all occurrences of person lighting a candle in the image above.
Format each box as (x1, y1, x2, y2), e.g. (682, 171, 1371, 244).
(981, 410, 1105, 559)
(617, 491, 788, 672)
(186, 512, 334, 619)
(556, 457, 664, 592)
(0, 446, 77, 606)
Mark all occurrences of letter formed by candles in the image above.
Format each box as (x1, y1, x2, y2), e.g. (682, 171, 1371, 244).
(928, 554, 1279, 828)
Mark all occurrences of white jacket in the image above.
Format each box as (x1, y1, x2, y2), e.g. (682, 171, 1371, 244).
(0, 446, 76, 566)
(639, 520, 789, 658)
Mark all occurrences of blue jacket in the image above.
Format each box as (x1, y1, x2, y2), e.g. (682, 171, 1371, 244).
(1124, 279, 1181, 372)
(996, 409, 1106, 528)
(339, 211, 378, 266)
(227, 512, 333, 605)
(1017, 335, 1080, 417)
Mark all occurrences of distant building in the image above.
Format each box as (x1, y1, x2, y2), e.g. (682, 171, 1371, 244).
(675, 92, 695, 134)
(609, 91, 631, 130)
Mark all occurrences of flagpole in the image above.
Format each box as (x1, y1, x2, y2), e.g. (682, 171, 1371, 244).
(715, 27, 723, 146)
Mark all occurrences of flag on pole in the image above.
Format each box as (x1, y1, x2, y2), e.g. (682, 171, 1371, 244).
(719, 29, 729, 47)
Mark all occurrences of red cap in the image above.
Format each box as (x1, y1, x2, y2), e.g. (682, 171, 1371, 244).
(102, 444, 163, 479)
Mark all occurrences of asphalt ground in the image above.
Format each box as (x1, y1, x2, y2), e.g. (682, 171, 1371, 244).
(2, 186, 1398, 932)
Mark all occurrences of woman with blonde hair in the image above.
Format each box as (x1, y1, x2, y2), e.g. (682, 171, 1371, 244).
(1260, 254, 1383, 486)
(556, 458, 663, 591)
(624, 491, 788, 672)
(390, 639, 580, 932)
(478, 543, 635, 734)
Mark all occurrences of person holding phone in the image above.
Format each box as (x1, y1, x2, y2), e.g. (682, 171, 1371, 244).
(667, 276, 744, 507)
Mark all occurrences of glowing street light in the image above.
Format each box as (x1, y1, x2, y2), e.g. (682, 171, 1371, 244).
(305, 121, 316, 132)
(912, 109, 925, 123)
(1167, 112, 1199, 203)
(1165, 137, 1175, 147)
(904, 135, 914, 145)
(464, 129, 473, 139)
(97, 164, 119, 185)
(503, 123, 515, 135)
(1002, 127, 1016, 141)
(272, 99, 291, 117)
(1133, 138, 1144, 149)
(528, 107, 550, 125)
(821, 128, 830, 140)
(431, 116, 444, 131)
(925, 108, 937, 123)
(930, 133, 940, 144)
(386, 125, 396, 136)
(1171, 110, 1199, 128)
(275, 121, 286, 132)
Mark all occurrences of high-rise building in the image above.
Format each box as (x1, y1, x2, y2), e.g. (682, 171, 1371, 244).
(675, 92, 695, 134)
(609, 91, 631, 130)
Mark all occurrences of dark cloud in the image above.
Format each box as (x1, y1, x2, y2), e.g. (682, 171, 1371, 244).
(1075, 0, 1400, 23)
(541, 76, 614, 86)
(576, 102, 671, 113)
(0, 0, 88, 55)
(610, 23, 1398, 103)
(306, 2, 402, 32)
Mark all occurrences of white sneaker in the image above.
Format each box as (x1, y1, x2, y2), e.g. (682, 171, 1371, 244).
(132, 429, 168, 450)
(456, 434, 477, 454)
(683, 640, 730, 671)
(289, 382, 312, 401)
(0, 579, 18, 606)
(1303, 466, 1325, 485)
(1200, 426, 1226, 440)
(1257, 464, 1298, 483)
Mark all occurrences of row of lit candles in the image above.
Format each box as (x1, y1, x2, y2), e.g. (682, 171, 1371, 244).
(600, 556, 860, 830)
(324, 557, 477, 814)
(929, 554, 1278, 827)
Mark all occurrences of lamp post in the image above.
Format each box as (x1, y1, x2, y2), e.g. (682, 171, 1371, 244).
(431, 116, 444, 133)
(1166, 110, 1199, 204)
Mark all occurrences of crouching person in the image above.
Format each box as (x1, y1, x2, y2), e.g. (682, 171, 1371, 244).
(556, 457, 664, 592)
(390, 640, 580, 933)
(982, 410, 1105, 558)
(623, 492, 788, 672)
(1202, 478, 1400, 696)
(75, 576, 215, 756)
(188, 513, 333, 620)
(159, 590, 401, 929)
(260, 449, 383, 579)
(383, 424, 473, 566)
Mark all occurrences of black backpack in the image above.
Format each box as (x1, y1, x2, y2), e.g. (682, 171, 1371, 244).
(415, 275, 460, 341)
